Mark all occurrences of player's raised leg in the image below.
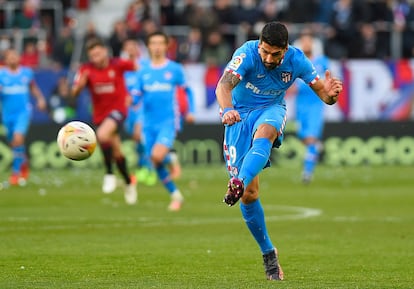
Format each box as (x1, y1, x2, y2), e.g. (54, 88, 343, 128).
(224, 123, 277, 206)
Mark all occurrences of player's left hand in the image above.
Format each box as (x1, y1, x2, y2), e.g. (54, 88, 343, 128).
(185, 113, 195, 124)
(37, 98, 47, 111)
(324, 70, 343, 104)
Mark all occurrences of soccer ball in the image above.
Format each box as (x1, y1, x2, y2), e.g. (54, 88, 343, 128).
(57, 121, 97, 161)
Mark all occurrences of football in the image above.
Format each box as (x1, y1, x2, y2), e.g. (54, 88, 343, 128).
(57, 121, 97, 161)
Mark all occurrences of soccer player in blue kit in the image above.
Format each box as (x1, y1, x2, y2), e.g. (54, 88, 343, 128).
(293, 31, 329, 184)
(215, 22, 343, 280)
(0, 48, 46, 185)
(136, 31, 195, 211)
(121, 38, 157, 186)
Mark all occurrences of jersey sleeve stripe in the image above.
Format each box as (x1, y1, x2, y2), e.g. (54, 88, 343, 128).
(309, 75, 319, 86)
(225, 68, 242, 80)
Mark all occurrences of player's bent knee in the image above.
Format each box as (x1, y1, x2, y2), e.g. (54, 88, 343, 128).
(241, 189, 259, 204)
(11, 135, 25, 147)
(151, 154, 163, 166)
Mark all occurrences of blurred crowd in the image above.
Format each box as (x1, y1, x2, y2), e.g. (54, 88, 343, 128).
(1, 0, 414, 69)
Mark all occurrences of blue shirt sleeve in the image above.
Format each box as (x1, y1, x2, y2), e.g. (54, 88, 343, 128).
(224, 43, 254, 80)
(299, 55, 319, 85)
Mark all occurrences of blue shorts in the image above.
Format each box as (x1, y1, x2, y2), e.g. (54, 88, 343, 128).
(3, 111, 31, 142)
(125, 106, 143, 135)
(296, 105, 324, 140)
(142, 122, 176, 156)
(223, 104, 286, 176)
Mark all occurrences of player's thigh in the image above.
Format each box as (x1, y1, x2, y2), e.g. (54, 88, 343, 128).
(124, 109, 136, 136)
(152, 125, 175, 162)
(96, 118, 118, 143)
(151, 143, 170, 164)
(142, 129, 156, 157)
(253, 105, 287, 137)
(132, 120, 143, 142)
(10, 113, 30, 146)
(297, 107, 324, 140)
(223, 120, 251, 177)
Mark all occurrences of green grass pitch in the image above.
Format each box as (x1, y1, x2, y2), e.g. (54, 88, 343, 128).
(1, 164, 413, 289)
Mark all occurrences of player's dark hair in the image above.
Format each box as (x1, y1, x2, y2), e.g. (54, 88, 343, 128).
(85, 37, 106, 51)
(145, 31, 169, 46)
(260, 22, 288, 48)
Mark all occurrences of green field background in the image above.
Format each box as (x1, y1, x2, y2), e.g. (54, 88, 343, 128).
(1, 165, 413, 289)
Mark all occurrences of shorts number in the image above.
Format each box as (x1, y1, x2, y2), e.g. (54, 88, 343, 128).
(229, 145, 237, 164)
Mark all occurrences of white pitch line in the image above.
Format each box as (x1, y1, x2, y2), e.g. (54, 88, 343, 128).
(0, 205, 322, 231)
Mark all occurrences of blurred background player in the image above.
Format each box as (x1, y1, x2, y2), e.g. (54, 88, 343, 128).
(136, 31, 194, 211)
(0, 48, 46, 185)
(71, 37, 138, 205)
(292, 30, 329, 184)
(170, 80, 196, 180)
(121, 38, 157, 186)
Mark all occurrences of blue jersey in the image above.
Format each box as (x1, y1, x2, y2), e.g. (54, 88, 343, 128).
(295, 55, 329, 140)
(225, 40, 318, 111)
(295, 55, 329, 108)
(124, 58, 149, 103)
(137, 60, 187, 130)
(0, 67, 33, 121)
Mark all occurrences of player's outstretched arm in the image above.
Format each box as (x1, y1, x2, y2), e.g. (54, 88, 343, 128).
(71, 70, 88, 97)
(311, 70, 343, 105)
(30, 81, 47, 111)
(215, 70, 241, 126)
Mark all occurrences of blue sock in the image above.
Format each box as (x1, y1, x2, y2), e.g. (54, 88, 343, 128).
(155, 164, 177, 194)
(238, 138, 272, 187)
(240, 199, 274, 254)
(12, 145, 25, 174)
(303, 143, 318, 177)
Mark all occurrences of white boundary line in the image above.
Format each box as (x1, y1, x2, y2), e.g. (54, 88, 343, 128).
(1, 205, 322, 231)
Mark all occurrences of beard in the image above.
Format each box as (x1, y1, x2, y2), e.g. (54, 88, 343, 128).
(263, 62, 277, 70)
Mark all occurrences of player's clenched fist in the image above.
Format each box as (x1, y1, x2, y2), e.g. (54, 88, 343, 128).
(221, 108, 241, 126)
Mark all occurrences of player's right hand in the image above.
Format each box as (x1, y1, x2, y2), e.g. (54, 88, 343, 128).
(222, 109, 241, 126)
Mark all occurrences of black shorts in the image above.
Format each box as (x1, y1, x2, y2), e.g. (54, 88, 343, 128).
(96, 110, 126, 132)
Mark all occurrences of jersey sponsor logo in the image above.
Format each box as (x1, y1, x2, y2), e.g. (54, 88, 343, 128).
(2, 85, 29, 95)
(93, 83, 115, 94)
(143, 81, 173, 92)
(257, 74, 266, 78)
(228, 56, 243, 70)
(281, 71, 292, 83)
(245, 82, 284, 96)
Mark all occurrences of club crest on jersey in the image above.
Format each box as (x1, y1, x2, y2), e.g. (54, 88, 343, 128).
(228, 56, 243, 70)
(164, 71, 172, 80)
(108, 70, 115, 78)
(281, 71, 292, 83)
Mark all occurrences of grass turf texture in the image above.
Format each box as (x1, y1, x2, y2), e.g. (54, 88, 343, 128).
(1, 165, 413, 289)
